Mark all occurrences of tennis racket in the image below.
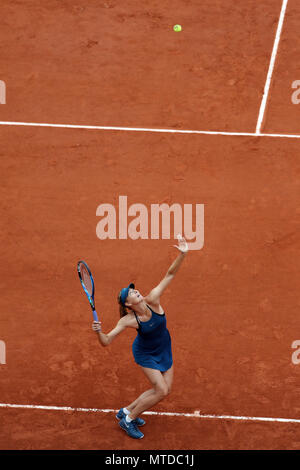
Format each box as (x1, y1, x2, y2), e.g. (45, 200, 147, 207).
(77, 260, 99, 322)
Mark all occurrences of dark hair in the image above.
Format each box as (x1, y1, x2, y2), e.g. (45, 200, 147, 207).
(117, 292, 132, 318)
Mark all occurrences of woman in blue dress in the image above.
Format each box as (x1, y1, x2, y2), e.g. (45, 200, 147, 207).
(92, 235, 188, 439)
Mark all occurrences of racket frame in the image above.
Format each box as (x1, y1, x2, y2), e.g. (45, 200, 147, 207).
(77, 260, 99, 321)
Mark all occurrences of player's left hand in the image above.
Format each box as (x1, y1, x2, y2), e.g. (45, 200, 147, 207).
(173, 234, 188, 253)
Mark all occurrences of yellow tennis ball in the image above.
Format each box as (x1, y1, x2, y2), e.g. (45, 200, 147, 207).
(173, 24, 182, 32)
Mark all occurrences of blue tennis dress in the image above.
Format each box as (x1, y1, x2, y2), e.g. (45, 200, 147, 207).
(132, 305, 173, 372)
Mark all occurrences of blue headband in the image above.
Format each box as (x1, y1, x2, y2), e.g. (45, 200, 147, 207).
(120, 283, 135, 306)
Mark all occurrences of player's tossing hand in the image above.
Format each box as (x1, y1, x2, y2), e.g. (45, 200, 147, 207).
(173, 234, 189, 253)
(92, 321, 102, 332)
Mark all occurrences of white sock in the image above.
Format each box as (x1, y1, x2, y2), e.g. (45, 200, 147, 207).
(125, 414, 133, 423)
(123, 408, 130, 415)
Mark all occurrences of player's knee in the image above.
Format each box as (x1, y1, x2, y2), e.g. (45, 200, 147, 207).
(156, 383, 169, 398)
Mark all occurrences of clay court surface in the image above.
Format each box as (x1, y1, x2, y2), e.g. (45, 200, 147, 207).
(1, 0, 300, 450)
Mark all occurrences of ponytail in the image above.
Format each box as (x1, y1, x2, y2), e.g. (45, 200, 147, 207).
(117, 292, 132, 318)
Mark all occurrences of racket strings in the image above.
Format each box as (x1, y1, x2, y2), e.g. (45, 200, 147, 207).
(80, 265, 93, 296)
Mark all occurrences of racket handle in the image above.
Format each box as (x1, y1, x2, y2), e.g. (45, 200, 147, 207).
(93, 310, 99, 322)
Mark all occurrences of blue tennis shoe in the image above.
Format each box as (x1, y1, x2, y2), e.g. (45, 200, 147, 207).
(116, 408, 146, 427)
(119, 417, 144, 439)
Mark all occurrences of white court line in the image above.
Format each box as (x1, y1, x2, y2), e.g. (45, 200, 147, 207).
(1, 120, 300, 139)
(256, 0, 289, 134)
(0, 403, 300, 424)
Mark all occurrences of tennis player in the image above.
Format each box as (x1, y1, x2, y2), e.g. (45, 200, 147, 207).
(92, 235, 188, 439)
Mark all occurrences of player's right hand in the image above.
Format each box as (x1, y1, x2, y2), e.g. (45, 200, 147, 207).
(92, 321, 102, 332)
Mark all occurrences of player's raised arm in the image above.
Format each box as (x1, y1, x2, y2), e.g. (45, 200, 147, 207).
(92, 316, 127, 347)
(146, 235, 188, 305)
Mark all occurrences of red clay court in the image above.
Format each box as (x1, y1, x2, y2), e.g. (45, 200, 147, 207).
(1, 0, 300, 450)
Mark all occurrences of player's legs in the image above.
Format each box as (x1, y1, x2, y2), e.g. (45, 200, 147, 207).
(162, 364, 174, 393)
(125, 366, 173, 413)
(126, 388, 155, 412)
(129, 366, 171, 420)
